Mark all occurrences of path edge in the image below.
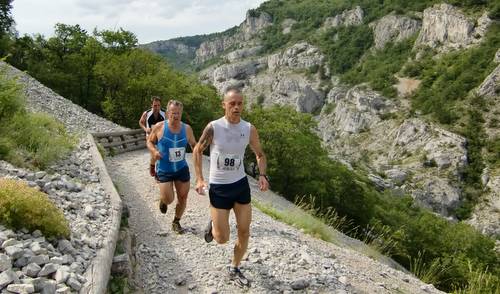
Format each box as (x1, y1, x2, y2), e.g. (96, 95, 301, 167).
(81, 133, 123, 293)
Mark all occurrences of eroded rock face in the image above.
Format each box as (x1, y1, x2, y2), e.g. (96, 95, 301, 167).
(467, 175, 500, 237)
(141, 40, 195, 56)
(477, 64, 500, 99)
(317, 88, 468, 217)
(326, 86, 395, 135)
(371, 14, 421, 49)
(194, 11, 272, 64)
(242, 11, 273, 40)
(269, 76, 325, 113)
(415, 4, 491, 51)
(267, 42, 325, 71)
(282, 18, 297, 34)
(323, 6, 364, 29)
(225, 46, 262, 62)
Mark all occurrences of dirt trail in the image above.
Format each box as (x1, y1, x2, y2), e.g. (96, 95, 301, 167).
(105, 149, 442, 294)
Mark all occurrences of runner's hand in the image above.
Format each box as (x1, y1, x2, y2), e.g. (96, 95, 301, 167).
(152, 150, 162, 161)
(258, 176, 269, 192)
(195, 180, 208, 195)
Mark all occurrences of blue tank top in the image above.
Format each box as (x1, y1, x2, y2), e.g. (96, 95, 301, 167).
(156, 122, 188, 173)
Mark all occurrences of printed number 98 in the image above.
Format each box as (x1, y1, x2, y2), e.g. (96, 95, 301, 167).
(224, 158, 235, 166)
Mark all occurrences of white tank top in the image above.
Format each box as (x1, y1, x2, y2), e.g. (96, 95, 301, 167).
(209, 117, 251, 184)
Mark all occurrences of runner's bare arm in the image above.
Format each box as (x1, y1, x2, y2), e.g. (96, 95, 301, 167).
(186, 124, 197, 151)
(146, 123, 162, 160)
(193, 124, 213, 191)
(139, 112, 147, 132)
(249, 125, 269, 191)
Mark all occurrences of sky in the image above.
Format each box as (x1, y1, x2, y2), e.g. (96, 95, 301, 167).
(12, 0, 267, 44)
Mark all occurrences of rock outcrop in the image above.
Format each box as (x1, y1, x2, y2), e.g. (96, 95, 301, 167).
(267, 42, 325, 71)
(371, 14, 421, 49)
(317, 86, 467, 216)
(323, 6, 364, 29)
(194, 11, 272, 64)
(141, 40, 196, 56)
(415, 4, 492, 51)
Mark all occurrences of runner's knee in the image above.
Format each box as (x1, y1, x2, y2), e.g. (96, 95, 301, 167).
(237, 227, 250, 240)
(213, 231, 229, 244)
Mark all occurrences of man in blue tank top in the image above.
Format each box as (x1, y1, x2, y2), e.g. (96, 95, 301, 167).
(146, 99, 197, 234)
(193, 87, 269, 287)
(139, 96, 166, 177)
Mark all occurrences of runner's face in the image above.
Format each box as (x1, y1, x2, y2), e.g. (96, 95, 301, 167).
(168, 105, 182, 124)
(152, 101, 161, 113)
(223, 93, 244, 119)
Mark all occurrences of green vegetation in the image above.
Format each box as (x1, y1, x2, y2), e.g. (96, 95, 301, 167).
(256, 0, 496, 57)
(0, 71, 74, 169)
(342, 36, 416, 97)
(0, 179, 70, 238)
(404, 23, 500, 124)
(317, 25, 374, 74)
(252, 199, 344, 244)
(3, 24, 221, 136)
(245, 105, 499, 292)
(107, 276, 132, 294)
(0, 0, 14, 56)
(454, 96, 487, 219)
(245, 105, 376, 227)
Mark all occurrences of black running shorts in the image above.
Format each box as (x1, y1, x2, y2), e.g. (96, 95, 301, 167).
(156, 165, 190, 183)
(209, 176, 251, 210)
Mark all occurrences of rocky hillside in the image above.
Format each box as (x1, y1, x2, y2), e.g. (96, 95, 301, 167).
(144, 2, 500, 238)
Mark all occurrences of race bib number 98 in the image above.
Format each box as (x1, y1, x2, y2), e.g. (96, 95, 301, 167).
(217, 153, 242, 171)
(168, 147, 185, 162)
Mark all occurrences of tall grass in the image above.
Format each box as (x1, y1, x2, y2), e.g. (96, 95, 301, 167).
(452, 263, 500, 294)
(410, 251, 452, 287)
(0, 70, 75, 169)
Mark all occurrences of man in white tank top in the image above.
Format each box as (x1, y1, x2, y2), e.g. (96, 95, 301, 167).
(193, 87, 269, 287)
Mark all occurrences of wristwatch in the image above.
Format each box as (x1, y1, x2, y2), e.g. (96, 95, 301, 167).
(259, 174, 269, 181)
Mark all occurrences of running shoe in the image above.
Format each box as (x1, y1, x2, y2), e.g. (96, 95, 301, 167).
(172, 220, 184, 234)
(204, 219, 213, 243)
(159, 201, 167, 214)
(228, 266, 250, 288)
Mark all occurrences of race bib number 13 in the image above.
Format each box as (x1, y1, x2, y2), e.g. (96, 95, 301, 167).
(169, 147, 185, 162)
(217, 154, 242, 171)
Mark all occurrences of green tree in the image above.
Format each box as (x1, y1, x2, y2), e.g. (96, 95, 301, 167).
(96, 28, 138, 53)
(245, 105, 375, 226)
(0, 0, 14, 55)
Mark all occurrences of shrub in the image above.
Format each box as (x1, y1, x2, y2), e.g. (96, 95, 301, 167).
(410, 23, 500, 124)
(0, 179, 70, 238)
(0, 69, 25, 122)
(342, 37, 416, 98)
(317, 25, 374, 75)
(5, 112, 75, 169)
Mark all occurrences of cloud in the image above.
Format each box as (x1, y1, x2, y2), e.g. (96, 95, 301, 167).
(12, 0, 266, 43)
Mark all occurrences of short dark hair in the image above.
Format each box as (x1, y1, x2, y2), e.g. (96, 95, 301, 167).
(151, 96, 161, 103)
(224, 86, 242, 96)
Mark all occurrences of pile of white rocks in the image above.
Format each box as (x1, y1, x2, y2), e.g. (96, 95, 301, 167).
(0, 138, 115, 293)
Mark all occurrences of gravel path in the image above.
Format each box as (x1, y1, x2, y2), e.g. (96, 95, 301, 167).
(105, 150, 443, 294)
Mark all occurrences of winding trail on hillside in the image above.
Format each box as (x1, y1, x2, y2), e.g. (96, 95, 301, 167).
(105, 149, 442, 294)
